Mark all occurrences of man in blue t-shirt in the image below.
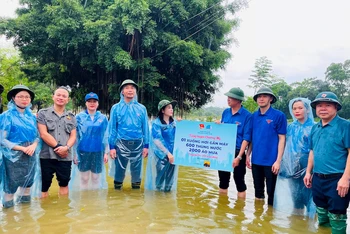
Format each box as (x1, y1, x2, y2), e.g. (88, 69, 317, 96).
(247, 87, 287, 205)
(216, 87, 252, 198)
(304, 92, 350, 234)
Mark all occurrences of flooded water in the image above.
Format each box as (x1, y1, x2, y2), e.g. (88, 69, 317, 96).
(0, 163, 347, 233)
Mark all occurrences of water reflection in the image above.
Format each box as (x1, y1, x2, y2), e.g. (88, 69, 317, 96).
(0, 166, 348, 233)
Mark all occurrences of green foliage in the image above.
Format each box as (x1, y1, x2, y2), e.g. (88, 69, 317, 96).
(242, 96, 258, 113)
(29, 81, 54, 110)
(185, 106, 224, 121)
(249, 56, 273, 92)
(0, 49, 30, 107)
(2, 0, 247, 114)
(325, 60, 350, 99)
(270, 79, 292, 118)
(251, 71, 350, 119)
(0, 49, 53, 111)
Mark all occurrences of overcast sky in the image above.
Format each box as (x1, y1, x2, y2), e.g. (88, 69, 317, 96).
(213, 0, 350, 107)
(1, 0, 350, 107)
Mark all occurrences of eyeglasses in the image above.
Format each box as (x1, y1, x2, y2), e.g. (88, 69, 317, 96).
(15, 95, 31, 99)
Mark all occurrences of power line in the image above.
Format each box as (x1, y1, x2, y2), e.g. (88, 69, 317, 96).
(150, 10, 226, 59)
(161, 0, 221, 32)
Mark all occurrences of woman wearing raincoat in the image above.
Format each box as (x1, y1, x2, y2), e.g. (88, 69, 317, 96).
(273, 98, 316, 217)
(0, 84, 41, 208)
(70, 92, 109, 190)
(145, 100, 179, 192)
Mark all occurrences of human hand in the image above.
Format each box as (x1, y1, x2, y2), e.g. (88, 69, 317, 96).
(73, 157, 78, 165)
(246, 155, 251, 169)
(233, 157, 240, 168)
(337, 176, 349, 197)
(54, 146, 69, 158)
(214, 120, 221, 124)
(303, 172, 312, 188)
(176, 117, 182, 122)
(142, 148, 148, 158)
(110, 149, 117, 159)
(167, 152, 174, 164)
(23, 143, 37, 156)
(103, 153, 108, 163)
(271, 161, 280, 174)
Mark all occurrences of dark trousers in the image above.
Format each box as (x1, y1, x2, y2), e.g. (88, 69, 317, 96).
(40, 159, 72, 192)
(252, 164, 277, 205)
(156, 157, 176, 191)
(218, 151, 247, 192)
(312, 173, 350, 214)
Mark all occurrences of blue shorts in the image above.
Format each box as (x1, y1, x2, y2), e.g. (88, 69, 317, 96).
(77, 151, 103, 174)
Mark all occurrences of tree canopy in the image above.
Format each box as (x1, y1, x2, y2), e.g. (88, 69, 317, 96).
(253, 58, 350, 119)
(1, 0, 247, 115)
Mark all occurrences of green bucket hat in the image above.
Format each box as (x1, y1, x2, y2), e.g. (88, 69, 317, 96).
(157, 100, 177, 115)
(310, 91, 342, 111)
(224, 87, 245, 101)
(119, 79, 139, 93)
(253, 87, 277, 104)
(7, 84, 35, 102)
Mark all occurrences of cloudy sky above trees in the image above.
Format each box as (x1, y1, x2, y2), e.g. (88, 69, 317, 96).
(1, 0, 350, 107)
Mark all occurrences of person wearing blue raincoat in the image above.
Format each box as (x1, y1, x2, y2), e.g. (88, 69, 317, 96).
(145, 100, 179, 192)
(274, 98, 315, 217)
(69, 92, 109, 191)
(0, 85, 41, 208)
(108, 79, 149, 190)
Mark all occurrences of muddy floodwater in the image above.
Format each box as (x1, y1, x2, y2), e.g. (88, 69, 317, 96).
(0, 164, 348, 233)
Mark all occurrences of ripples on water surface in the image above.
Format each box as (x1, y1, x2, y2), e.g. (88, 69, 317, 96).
(0, 164, 347, 233)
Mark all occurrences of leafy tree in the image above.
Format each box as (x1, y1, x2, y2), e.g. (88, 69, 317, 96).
(242, 96, 258, 113)
(1, 0, 247, 115)
(29, 81, 54, 110)
(289, 77, 330, 101)
(270, 79, 291, 118)
(249, 56, 273, 93)
(325, 60, 350, 99)
(0, 49, 30, 109)
(0, 49, 53, 111)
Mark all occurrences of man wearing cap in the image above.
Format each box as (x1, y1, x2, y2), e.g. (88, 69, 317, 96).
(108, 79, 149, 190)
(304, 92, 350, 233)
(37, 86, 77, 197)
(216, 87, 252, 198)
(247, 87, 287, 205)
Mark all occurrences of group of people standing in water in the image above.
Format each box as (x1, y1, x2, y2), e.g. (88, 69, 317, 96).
(218, 86, 350, 234)
(0, 79, 179, 206)
(0, 79, 349, 233)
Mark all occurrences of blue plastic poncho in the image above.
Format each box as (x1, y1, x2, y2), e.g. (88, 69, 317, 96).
(145, 118, 179, 192)
(0, 101, 41, 207)
(69, 110, 109, 191)
(108, 92, 149, 188)
(274, 98, 316, 218)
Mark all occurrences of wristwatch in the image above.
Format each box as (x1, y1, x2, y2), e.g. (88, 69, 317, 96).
(237, 155, 242, 160)
(66, 145, 70, 150)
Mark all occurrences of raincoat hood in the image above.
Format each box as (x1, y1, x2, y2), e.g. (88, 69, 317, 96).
(289, 98, 314, 123)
